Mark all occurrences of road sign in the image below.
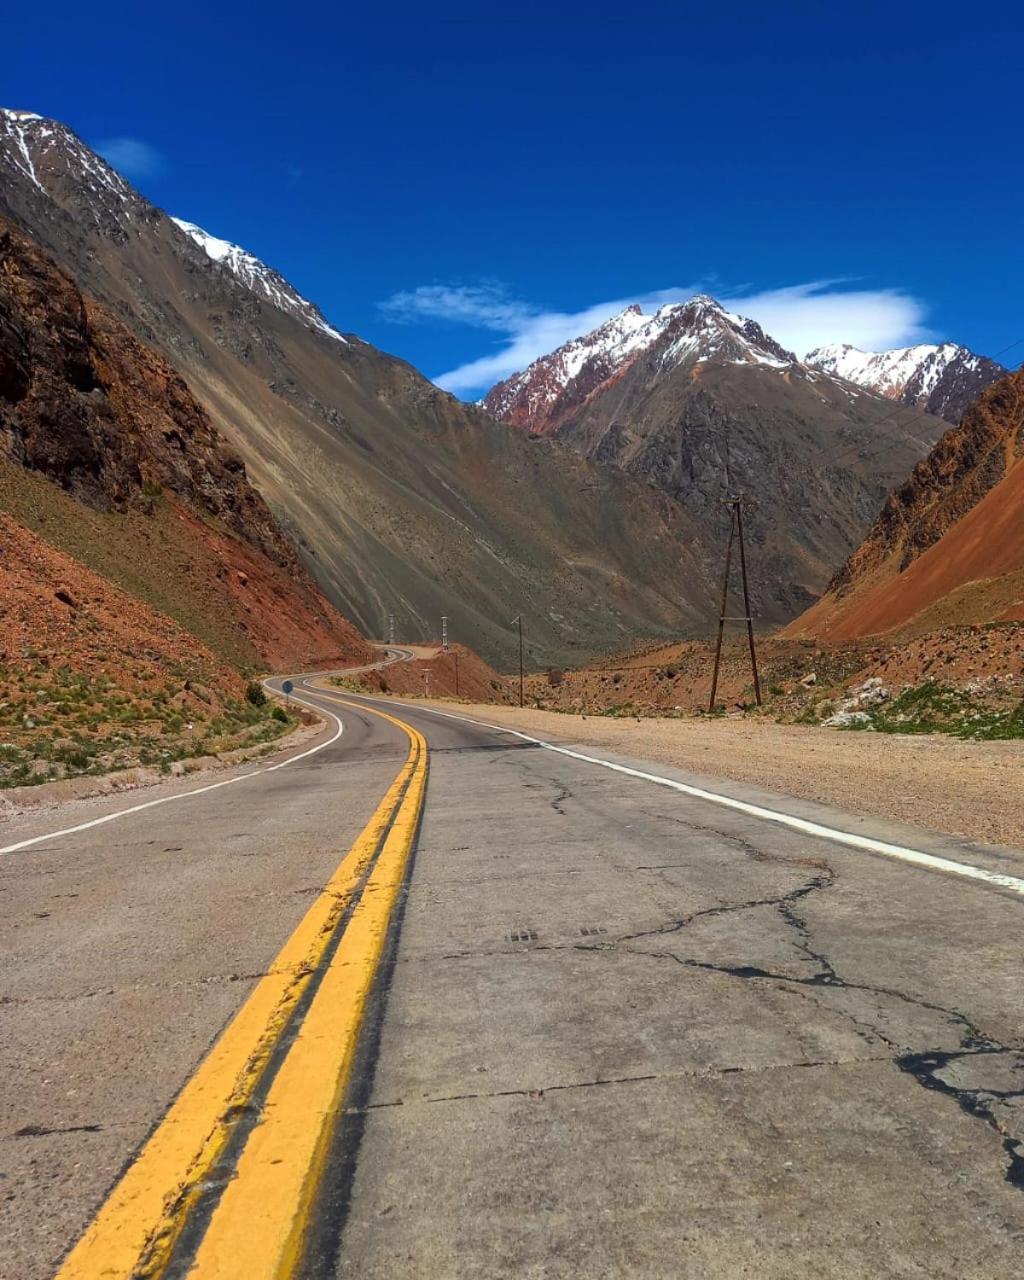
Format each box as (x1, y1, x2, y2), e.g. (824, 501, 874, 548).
(282, 680, 294, 695)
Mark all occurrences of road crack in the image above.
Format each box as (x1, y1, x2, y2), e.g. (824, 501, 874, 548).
(896, 1047, 1024, 1190)
(13, 1122, 103, 1138)
(348, 1054, 896, 1113)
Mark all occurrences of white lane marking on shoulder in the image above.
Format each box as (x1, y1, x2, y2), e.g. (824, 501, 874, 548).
(330, 691, 1024, 898)
(0, 696, 343, 856)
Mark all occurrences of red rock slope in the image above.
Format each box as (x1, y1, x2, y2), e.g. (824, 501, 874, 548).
(791, 366, 1024, 639)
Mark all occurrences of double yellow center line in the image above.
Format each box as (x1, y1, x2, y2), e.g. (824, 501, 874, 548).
(57, 699, 427, 1280)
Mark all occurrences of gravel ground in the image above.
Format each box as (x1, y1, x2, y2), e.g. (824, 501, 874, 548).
(409, 698, 1024, 850)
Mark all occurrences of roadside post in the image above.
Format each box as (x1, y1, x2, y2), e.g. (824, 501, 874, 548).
(511, 614, 524, 707)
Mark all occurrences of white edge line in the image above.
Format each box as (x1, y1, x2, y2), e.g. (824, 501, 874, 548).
(311, 685, 1024, 899)
(0, 692, 343, 857)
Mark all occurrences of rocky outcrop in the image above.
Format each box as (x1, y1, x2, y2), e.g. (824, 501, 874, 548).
(0, 218, 294, 566)
(0, 217, 372, 671)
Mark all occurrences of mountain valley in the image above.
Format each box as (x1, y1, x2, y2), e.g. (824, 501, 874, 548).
(2, 106, 1016, 679)
(0, 108, 726, 669)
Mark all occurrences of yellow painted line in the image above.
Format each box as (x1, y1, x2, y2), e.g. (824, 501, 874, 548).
(56, 709, 419, 1280)
(186, 710, 428, 1279)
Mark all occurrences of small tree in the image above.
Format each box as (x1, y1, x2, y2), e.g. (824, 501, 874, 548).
(245, 681, 267, 707)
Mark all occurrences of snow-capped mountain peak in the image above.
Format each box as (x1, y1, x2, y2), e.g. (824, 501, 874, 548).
(170, 218, 345, 344)
(1, 106, 133, 207)
(808, 342, 953, 396)
(482, 294, 797, 431)
(807, 341, 1006, 423)
(0, 108, 346, 347)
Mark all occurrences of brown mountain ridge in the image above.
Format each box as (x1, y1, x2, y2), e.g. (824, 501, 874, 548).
(791, 365, 1024, 639)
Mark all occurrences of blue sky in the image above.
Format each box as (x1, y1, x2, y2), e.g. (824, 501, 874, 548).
(7, 1, 1023, 395)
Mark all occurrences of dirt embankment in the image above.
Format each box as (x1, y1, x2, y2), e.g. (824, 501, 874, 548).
(338, 645, 512, 704)
(0, 515, 239, 698)
(517, 626, 1024, 723)
(0, 515, 306, 790)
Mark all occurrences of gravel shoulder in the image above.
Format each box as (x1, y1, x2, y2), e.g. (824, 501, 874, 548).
(408, 699, 1024, 850)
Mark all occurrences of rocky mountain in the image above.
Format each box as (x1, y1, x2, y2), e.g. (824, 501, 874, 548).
(806, 342, 1006, 423)
(790, 366, 1024, 639)
(0, 107, 726, 667)
(0, 214, 371, 671)
(484, 297, 952, 617)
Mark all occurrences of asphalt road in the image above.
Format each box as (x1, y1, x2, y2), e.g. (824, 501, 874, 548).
(2, 676, 1023, 1279)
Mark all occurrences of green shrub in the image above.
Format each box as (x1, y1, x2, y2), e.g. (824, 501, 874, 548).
(956, 700, 1024, 741)
(245, 681, 267, 707)
(271, 705, 288, 724)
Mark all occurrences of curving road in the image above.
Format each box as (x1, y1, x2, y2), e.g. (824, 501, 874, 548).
(1, 673, 1023, 1279)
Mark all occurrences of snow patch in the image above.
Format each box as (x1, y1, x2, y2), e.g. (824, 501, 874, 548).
(807, 340, 978, 402)
(171, 217, 346, 343)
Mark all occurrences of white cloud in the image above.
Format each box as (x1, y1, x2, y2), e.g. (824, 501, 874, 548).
(94, 136, 164, 180)
(726, 281, 930, 359)
(379, 279, 931, 396)
(380, 281, 535, 332)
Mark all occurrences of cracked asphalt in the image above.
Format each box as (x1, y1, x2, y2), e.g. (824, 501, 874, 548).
(2, 688, 1023, 1278)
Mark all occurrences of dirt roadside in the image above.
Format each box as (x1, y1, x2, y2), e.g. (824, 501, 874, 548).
(400, 697, 1024, 850)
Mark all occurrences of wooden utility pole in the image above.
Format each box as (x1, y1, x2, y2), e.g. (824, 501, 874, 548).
(708, 495, 762, 712)
(511, 614, 524, 707)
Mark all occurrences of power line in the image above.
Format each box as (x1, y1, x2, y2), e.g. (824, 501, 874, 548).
(990, 333, 1024, 361)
